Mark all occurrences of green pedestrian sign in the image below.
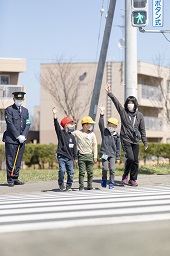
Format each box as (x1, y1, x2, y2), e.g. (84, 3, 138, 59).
(131, 0, 148, 27)
(133, 11, 147, 26)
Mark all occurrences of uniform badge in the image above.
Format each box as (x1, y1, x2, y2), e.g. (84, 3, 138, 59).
(26, 118, 31, 125)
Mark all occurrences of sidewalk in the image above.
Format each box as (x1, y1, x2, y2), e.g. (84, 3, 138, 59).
(0, 174, 170, 195)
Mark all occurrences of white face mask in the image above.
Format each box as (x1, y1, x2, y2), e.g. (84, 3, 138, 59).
(107, 127, 115, 133)
(88, 124, 94, 131)
(15, 100, 23, 107)
(127, 103, 134, 112)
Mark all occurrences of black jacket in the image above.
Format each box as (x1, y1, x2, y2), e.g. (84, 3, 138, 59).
(108, 92, 148, 146)
(99, 114, 120, 159)
(54, 118, 77, 160)
(3, 104, 30, 144)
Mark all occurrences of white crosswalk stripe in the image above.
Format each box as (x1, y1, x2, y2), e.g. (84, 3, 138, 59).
(0, 185, 170, 233)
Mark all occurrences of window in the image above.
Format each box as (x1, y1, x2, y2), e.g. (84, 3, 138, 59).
(0, 75, 10, 85)
(144, 116, 162, 131)
(142, 84, 161, 101)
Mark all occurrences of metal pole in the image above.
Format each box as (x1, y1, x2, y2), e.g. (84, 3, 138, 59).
(125, 0, 137, 99)
(89, 0, 117, 121)
(139, 27, 170, 33)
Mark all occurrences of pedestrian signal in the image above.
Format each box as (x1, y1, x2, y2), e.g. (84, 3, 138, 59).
(131, 0, 148, 27)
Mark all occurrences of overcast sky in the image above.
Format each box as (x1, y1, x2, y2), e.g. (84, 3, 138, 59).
(0, 0, 169, 116)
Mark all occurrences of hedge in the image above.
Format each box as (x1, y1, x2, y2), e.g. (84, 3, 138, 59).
(0, 142, 170, 170)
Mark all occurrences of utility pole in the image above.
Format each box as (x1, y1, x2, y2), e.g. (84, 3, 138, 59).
(89, 0, 117, 121)
(125, 0, 137, 99)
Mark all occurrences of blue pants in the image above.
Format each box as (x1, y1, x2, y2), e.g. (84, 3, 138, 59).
(57, 154, 74, 186)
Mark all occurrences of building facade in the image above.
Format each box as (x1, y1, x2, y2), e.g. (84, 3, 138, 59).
(0, 58, 26, 143)
(40, 61, 170, 144)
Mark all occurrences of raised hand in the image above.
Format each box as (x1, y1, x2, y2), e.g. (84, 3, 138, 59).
(99, 104, 105, 115)
(105, 83, 111, 93)
(52, 107, 57, 118)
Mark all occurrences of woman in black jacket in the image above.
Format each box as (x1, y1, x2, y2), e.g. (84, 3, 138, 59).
(105, 83, 148, 186)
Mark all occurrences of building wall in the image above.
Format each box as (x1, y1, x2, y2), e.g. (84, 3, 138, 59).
(40, 61, 170, 144)
(0, 58, 26, 143)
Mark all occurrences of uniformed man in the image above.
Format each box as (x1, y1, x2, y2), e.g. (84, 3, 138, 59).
(3, 91, 31, 187)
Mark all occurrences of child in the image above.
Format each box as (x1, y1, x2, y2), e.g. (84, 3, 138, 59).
(98, 105, 120, 189)
(52, 107, 77, 191)
(72, 116, 98, 191)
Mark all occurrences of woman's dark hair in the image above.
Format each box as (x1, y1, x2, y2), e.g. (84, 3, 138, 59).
(124, 96, 138, 112)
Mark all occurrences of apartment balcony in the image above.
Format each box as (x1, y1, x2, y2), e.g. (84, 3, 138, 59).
(144, 116, 162, 131)
(0, 85, 24, 108)
(144, 116, 164, 138)
(138, 84, 163, 108)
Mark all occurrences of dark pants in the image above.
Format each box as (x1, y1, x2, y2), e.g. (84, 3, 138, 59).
(122, 140, 139, 180)
(57, 154, 74, 186)
(102, 157, 115, 184)
(78, 153, 94, 189)
(5, 143, 25, 183)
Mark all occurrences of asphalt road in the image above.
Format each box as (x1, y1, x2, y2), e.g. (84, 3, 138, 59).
(0, 220, 170, 256)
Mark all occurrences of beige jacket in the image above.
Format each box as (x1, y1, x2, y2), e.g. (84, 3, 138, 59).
(72, 130, 98, 159)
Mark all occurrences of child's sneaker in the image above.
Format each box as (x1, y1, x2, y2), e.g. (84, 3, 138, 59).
(128, 180, 138, 186)
(109, 184, 114, 189)
(87, 186, 95, 190)
(101, 180, 107, 188)
(122, 175, 128, 185)
(59, 184, 66, 191)
(66, 185, 72, 191)
(79, 186, 84, 191)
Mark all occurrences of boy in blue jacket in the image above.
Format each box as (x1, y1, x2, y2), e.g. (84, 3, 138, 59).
(98, 105, 120, 189)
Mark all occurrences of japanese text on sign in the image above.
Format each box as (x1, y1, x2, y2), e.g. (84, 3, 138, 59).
(153, 0, 164, 27)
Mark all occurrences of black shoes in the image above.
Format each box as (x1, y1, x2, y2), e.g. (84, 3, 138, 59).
(59, 184, 66, 191)
(8, 182, 14, 187)
(8, 180, 24, 187)
(14, 180, 25, 185)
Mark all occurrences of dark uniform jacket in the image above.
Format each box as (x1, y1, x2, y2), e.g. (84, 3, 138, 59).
(54, 118, 77, 160)
(3, 104, 30, 144)
(99, 114, 120, 159)
(108, 92, 148, 146)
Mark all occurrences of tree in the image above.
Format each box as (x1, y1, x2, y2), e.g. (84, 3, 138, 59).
(40, 57, 92, 124)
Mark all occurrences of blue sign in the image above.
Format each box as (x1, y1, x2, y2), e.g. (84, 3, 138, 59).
(152, 0, 164, 27)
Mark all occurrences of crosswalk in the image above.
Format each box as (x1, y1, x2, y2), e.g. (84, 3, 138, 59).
(0, 185, 170, 233)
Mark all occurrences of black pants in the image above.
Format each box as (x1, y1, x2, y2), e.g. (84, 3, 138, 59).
(5, 143, 25, 183)
(122, 140, 139, 180)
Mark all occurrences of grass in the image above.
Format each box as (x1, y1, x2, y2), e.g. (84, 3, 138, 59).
(0, 164, 170, 183)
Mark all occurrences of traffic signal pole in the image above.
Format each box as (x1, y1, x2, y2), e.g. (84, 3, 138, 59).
(89, 0, 117, 121)
(125, 0, 137, 99)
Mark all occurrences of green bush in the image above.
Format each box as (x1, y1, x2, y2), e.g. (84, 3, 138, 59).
(1, 142, 170, 170)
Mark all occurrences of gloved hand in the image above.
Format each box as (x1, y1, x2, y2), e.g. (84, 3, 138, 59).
(17, 135, 26, 143)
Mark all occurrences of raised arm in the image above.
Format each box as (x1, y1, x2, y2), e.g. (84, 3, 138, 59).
(98, 104, 105, 135)
(105, 83, 124, 115)
(52, 107, 61, 138)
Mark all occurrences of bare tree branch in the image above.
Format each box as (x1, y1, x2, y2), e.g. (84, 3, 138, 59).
(40, 57, 92, 124)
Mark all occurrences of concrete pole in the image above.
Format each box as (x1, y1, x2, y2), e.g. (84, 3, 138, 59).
(89, 0, 117, 121)
(125, 0, 137, 99)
